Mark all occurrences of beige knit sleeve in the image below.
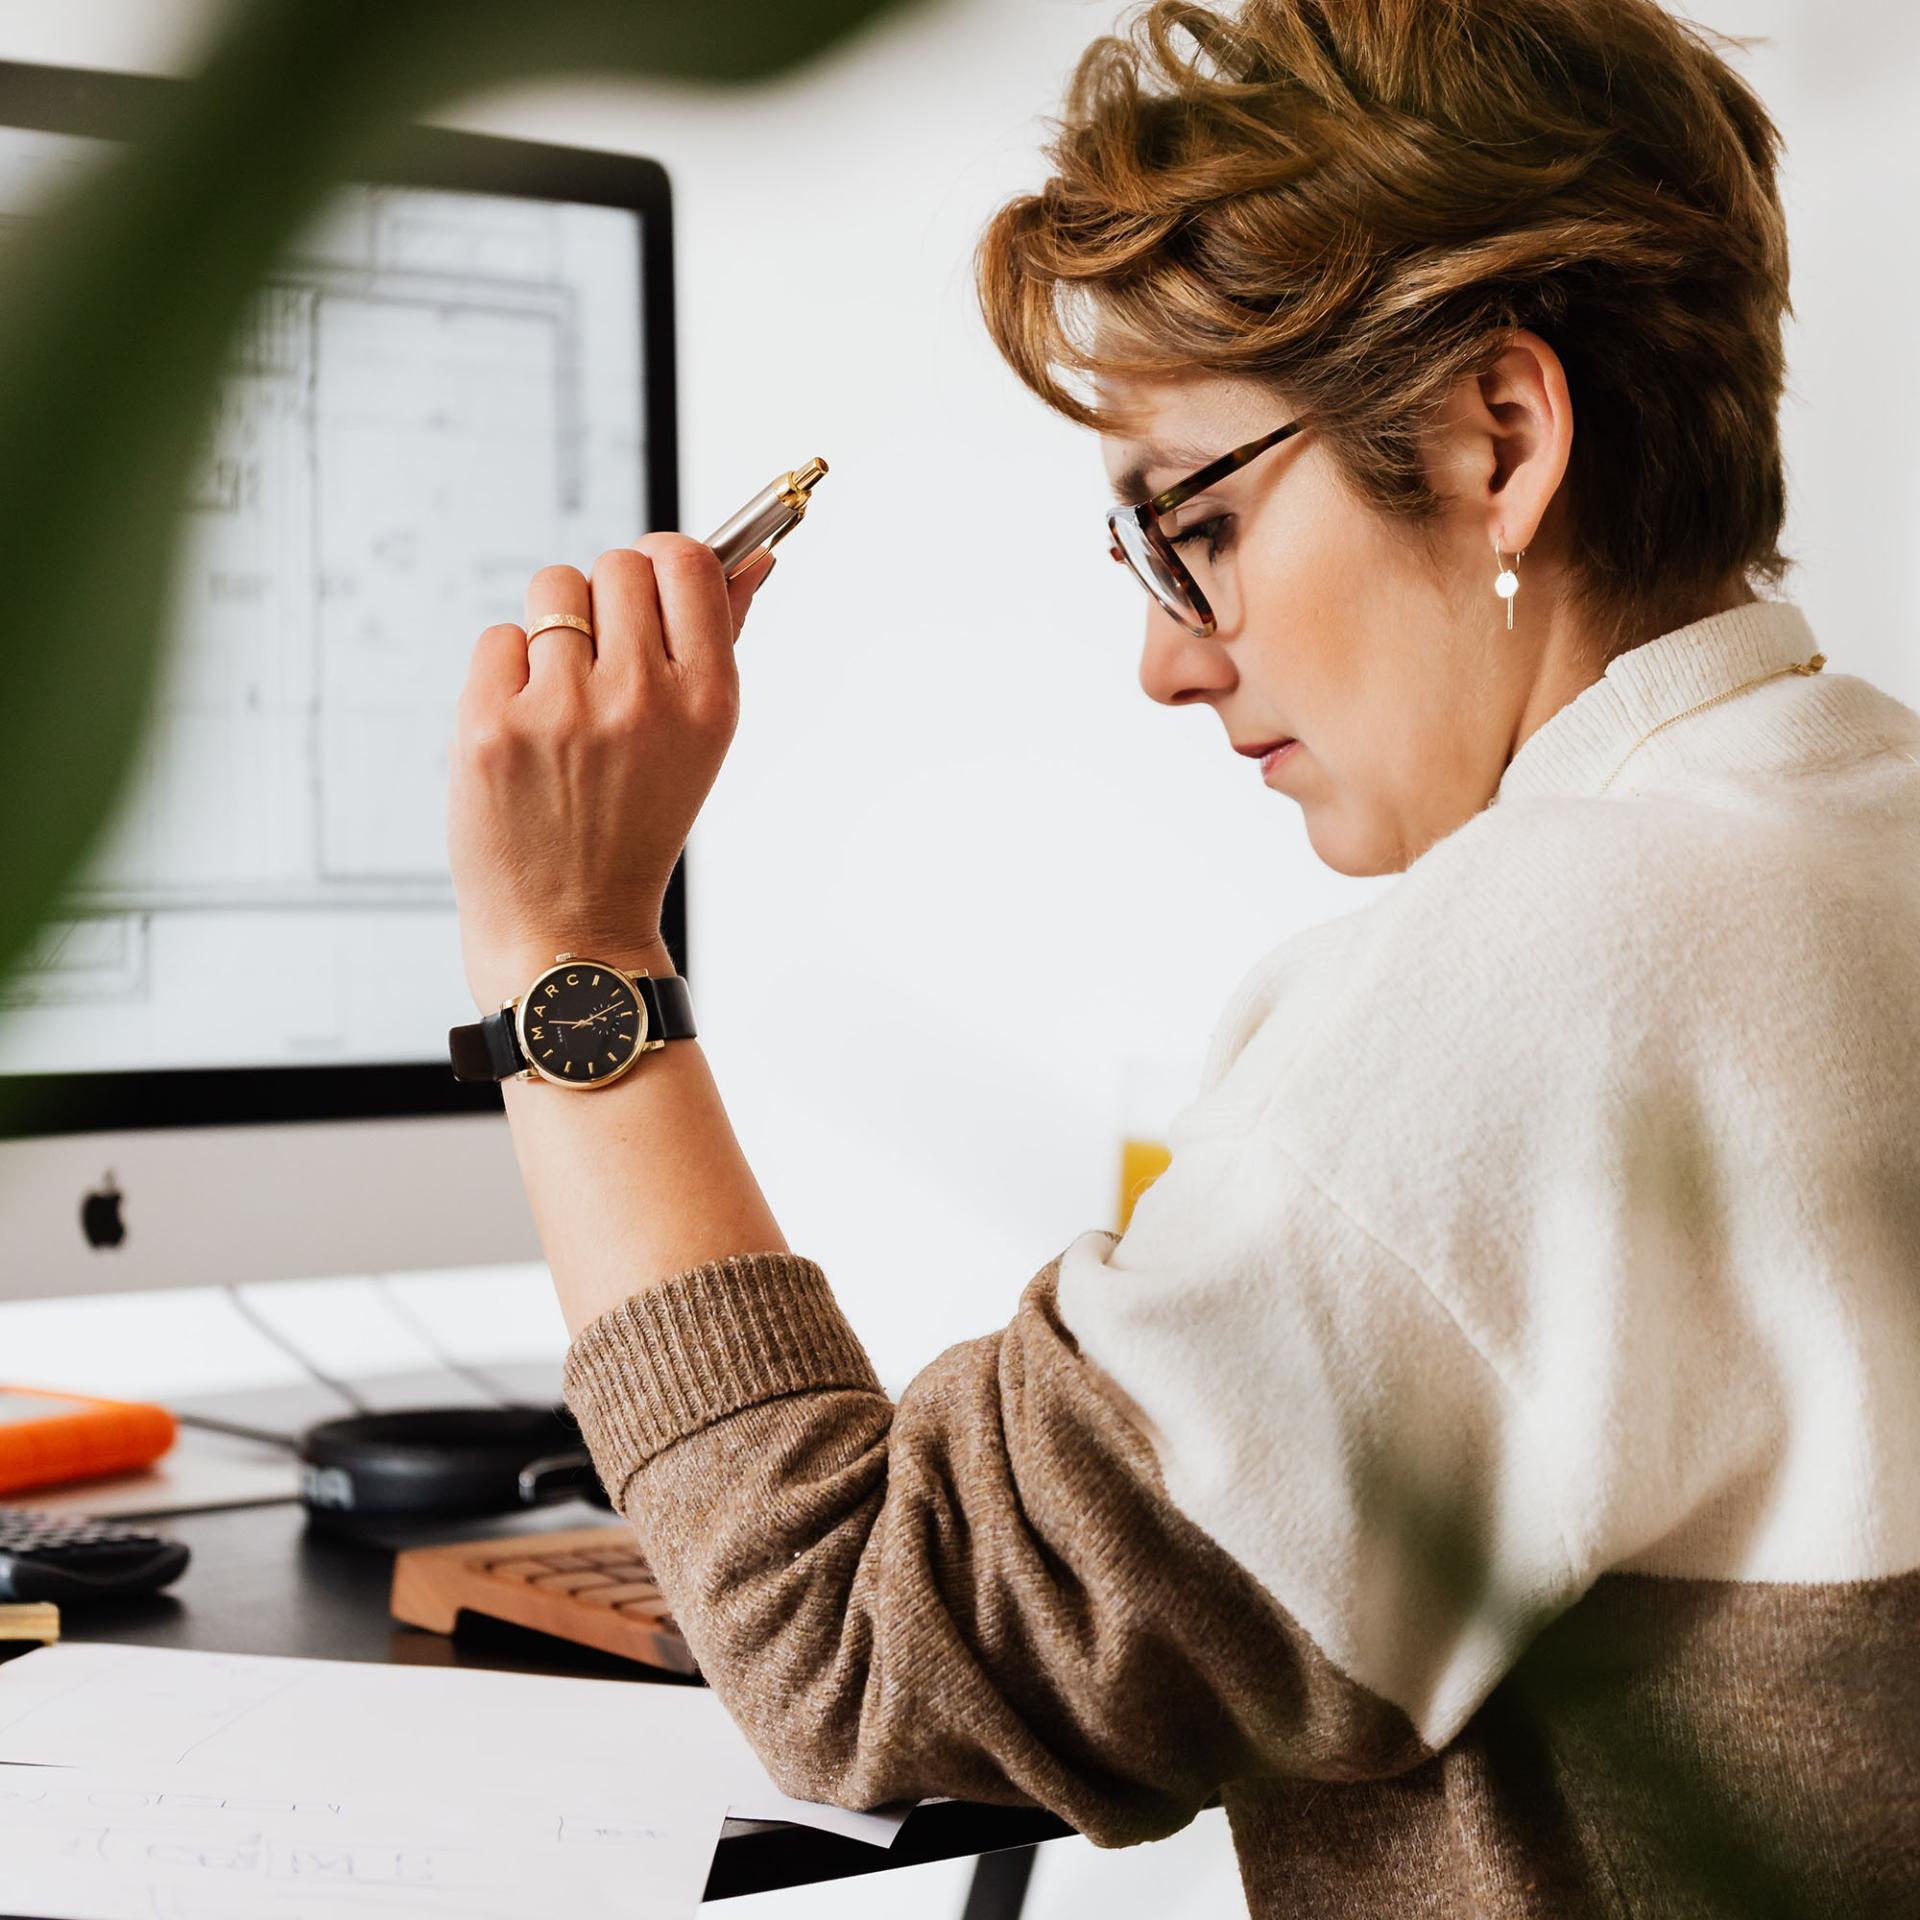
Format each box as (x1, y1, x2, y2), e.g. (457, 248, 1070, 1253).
(560, 1246, 1432, 1846)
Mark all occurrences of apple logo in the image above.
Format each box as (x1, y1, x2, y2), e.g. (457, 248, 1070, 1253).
(82, 1170, 126, 1250)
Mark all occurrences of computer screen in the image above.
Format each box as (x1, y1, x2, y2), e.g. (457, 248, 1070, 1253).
(0, 61, 680, 1301)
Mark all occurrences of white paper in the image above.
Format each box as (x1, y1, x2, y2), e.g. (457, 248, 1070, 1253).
(0, 1760, 719, 1920)
(0, 1642, 910, 1848)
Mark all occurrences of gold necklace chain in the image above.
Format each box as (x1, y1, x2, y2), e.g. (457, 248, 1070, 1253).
(1595, 651, 1826, 796)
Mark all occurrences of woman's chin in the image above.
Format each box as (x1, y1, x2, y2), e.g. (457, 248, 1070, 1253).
(1306, 811, 1407, 879)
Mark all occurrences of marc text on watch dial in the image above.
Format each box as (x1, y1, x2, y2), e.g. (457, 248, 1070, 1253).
(518, 966, 649, 1084)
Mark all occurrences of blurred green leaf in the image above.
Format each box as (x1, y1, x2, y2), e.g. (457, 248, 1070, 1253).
(0, 0, 936, 1033)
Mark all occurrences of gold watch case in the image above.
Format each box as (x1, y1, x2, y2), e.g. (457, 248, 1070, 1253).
(505, 951, 664, 1089)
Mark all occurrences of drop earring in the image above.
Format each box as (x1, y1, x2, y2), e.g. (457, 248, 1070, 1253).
(1492, 533, 1524, 630)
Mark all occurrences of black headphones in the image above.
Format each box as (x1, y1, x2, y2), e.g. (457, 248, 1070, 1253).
(296, 1402, 614, 1531)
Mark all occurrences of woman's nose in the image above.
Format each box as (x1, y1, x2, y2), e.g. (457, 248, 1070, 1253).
(1138, 605, 1232, 708)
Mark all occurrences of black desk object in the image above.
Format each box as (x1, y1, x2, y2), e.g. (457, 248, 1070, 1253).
(0, 1508, 189, 1603)
(10, 1498, 1070, 1911)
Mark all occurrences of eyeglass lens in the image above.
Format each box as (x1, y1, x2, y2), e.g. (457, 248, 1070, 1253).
(1110, 512, 1208, 633)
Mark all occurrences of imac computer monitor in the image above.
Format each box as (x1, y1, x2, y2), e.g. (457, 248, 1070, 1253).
(0, 60, 681, 1304)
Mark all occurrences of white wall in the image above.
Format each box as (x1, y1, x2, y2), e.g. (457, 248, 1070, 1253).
(0, 3, 1912, 1914)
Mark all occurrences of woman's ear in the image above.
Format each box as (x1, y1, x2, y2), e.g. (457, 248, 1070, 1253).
(1468, 327, 1574, 552)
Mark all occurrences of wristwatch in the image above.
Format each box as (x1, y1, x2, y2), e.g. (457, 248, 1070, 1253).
(447, 951, 697, 1090)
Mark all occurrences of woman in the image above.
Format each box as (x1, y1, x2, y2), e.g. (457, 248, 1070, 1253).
(445, 2, 1920, 1913)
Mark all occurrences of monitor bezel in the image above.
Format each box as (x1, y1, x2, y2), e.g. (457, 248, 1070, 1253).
(0, 58, 683, 1139)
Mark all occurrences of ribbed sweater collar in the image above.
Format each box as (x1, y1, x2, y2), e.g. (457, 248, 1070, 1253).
(1494, 597, 1825, 805)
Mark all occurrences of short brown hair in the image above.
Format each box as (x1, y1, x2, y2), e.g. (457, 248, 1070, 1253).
(974, 0, 1795, 653)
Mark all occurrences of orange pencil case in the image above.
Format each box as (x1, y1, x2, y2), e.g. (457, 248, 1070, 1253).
(0, 1387, 177, 1497)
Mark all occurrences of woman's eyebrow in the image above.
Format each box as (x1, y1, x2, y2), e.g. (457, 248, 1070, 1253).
(1109, 440, 1222, 504)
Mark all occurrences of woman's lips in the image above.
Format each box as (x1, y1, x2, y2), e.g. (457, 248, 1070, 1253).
(1259, 740, 1300, 776)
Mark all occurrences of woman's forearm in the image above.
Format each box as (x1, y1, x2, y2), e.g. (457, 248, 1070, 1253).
(491, 935, 790, 1338)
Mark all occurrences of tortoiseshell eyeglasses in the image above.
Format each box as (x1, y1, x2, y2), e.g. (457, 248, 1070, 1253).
(1105, 417, 1308, 637)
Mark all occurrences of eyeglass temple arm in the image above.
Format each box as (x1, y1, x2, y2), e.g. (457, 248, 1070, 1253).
(1145, 417, 1307, 516)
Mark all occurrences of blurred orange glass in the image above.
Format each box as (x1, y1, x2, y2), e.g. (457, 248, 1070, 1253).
(1118, 1136, 1173, 1233)
(1114, 1051, 1198, 1235)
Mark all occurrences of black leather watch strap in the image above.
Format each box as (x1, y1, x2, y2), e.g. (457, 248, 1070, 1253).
(636, 972, 697, 1042)
(448, 1007, 526, 1083)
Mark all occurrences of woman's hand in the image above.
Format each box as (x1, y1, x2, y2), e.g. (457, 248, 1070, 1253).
(447, 533, 777, 1012)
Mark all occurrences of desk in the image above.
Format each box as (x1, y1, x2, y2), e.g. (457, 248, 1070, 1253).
(14, 1498, 1072, 1913)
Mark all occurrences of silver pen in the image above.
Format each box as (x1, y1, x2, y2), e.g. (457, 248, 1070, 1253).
(703, 457, 829, 581)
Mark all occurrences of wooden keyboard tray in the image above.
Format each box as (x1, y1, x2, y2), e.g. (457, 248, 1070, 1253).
(390, 1524, 698, 1676)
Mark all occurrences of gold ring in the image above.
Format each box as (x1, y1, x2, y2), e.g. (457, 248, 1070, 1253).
(527, 612, 594, 642)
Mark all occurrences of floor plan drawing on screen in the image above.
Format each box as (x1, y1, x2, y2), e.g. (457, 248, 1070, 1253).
(0, 132, 647, 1074)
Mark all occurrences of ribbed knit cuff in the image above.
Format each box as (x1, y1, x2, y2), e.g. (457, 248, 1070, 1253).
(561, 1252, 885, 1477)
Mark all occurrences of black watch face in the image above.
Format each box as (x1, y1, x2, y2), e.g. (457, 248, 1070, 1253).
(517, 963, 649, 1086)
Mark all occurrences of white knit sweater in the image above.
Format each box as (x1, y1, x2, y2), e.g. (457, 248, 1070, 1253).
(564, 592, 1920, 1914)
(1055, 594, 1920, 1750)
